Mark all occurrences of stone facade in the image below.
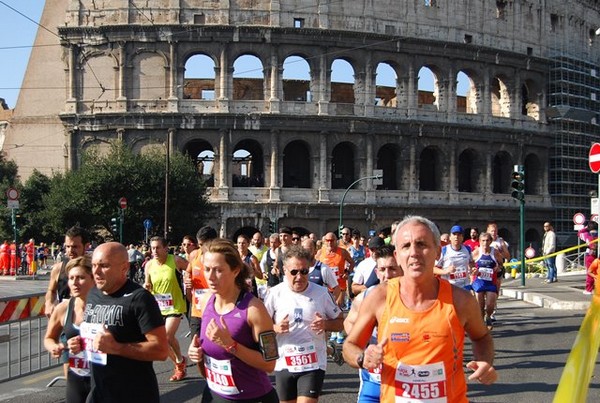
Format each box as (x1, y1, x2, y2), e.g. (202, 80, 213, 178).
(4, 0, 600, 249)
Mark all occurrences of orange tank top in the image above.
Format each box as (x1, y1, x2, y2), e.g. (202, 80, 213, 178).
(190, 251, 209, 317)
(379, 278, 467, 403)
(319, 247, 345, 279)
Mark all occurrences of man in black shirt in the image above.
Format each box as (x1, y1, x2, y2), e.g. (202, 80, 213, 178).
(78, 242, 168, 402)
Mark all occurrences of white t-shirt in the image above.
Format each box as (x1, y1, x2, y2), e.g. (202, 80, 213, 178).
(435, 244, 473, 287)
(352, 258, 377, 285)
(264, 282, 341, 372)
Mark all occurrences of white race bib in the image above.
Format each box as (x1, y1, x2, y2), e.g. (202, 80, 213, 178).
(478, 268, 494, 281)
(282, 342, 319, 373)
(394, 362, 447, 403)
(68, 351, 90, 377)
(80, 322, 107, 366)
(204, 356, 240, 396)
(154, 293, 174, 313)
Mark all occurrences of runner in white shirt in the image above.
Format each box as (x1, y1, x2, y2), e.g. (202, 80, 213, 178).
(351, 237, 385, 296)
(264, 246, 344, 402)
(434, 225, 474, 289)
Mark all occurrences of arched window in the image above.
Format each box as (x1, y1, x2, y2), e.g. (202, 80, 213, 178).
(282, 55, 311, 102)
(377, 144, 401, 190)
(492, 151, 512, 193)
(331, 59, 355, 106)
(232, 139, 264, 187)
(183, 54, 216, 100)
(283, 140, 311, 188)
(331, 142, 355, 189)
(233, 55, 264, 100)
(375, 63, 397, 107)
(419, 147, 441, 191)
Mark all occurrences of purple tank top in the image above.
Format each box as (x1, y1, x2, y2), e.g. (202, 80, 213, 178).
(200, 291, 273, 400)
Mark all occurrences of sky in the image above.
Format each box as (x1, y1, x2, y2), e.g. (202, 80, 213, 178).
(0, 1, 45, 109)
(0, 1, 464, 110)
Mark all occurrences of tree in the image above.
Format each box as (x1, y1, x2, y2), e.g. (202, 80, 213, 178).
(38, 141, 212, 244)
(19, 170, 52, 242)
(0, 152, 20, 241)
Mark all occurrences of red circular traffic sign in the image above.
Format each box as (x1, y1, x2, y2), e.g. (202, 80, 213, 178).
(573, 212, 586, 225)
(119, 197, 127, 209)
(525, 247, 536, 259)
(6, 188, 19, 200)
(589, 143, 600, 173)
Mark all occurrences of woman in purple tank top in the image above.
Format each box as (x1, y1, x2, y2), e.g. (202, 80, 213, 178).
(188, 239, 279, 402)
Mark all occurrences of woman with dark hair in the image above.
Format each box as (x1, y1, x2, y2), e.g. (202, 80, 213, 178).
(44, 255, 94, 403)
(188, 239, 279, 402)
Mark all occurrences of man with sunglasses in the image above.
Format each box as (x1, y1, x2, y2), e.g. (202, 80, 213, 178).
(264, 245, 344, 402)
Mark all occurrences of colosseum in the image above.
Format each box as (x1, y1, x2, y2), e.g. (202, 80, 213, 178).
(4, 0, 600, 250)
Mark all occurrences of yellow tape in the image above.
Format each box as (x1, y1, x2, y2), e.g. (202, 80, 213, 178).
(504, 238, 598, 267)
(553, 290, 600, 402)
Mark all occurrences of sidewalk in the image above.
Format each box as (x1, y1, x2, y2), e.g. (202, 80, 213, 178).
(500, 270, 592, 310)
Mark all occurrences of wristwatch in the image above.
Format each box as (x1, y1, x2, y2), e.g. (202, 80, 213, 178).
(356, 352, 365, 369)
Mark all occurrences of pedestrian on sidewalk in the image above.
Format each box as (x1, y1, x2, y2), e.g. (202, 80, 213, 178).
(542, 222, 557, 283)
(578, 221, 598, 294)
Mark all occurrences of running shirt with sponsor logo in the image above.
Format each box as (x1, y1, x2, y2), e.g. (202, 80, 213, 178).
(264, 281, 341, 372)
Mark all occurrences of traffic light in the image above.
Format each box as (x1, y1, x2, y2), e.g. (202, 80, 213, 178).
(511, 165, 525, 202)
(269, 221, 277, 234)
(110, 217, 119, 233)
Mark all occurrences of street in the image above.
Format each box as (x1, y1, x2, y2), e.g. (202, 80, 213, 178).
(0, 296, 599, 402)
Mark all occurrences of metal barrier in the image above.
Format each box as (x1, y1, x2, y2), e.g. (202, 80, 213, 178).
(0, 292, 60, 382)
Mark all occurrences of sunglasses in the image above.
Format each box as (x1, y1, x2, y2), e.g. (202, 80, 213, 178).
(289, 269, 309, 276)
(292, 237, 300, 241)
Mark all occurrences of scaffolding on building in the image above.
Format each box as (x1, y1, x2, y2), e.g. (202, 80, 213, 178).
(547, 10, 600, 241)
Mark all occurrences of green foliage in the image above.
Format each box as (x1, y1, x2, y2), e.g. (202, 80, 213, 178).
(35, 141, 212, 244)
(0, 153, 20, 240)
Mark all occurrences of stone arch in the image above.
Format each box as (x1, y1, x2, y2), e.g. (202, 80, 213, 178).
(526, 227, 542, 252)
(456, 69, 480, 114)
(419, 146, 442, 191)
(232, 139, 264, 187)
(283, 140, 311, 188)
(492, 150, 513, 193)
(417, 65, 442, 110)
(524, 152, 542, 195)
(233, 54, 264, 100)
(491, 75, 511, 117)
(184, 139, 215, 186)
(232, 226, 260, 243)
(131, 50, 168, 100)
(282, 55, 312, 102)
(80, 52, 118, 101)
(331, 141, 356, 189)
(521, 78, 542, 120)
(375, 62, 398, 107)
(376, 143, 401, 190)
(183, 53, 217, 100)
(330, 59, 356, 105)
(458, 148, 483, 193)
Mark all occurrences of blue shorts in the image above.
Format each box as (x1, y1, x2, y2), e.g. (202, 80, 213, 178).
(470, 278, 498, 293)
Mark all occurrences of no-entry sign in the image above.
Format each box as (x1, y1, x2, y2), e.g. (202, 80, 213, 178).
(119, 197, 127, 209)
(589, 143, 600, 173)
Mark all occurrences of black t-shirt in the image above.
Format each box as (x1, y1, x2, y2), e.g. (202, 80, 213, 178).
(83, 280, 164, 403)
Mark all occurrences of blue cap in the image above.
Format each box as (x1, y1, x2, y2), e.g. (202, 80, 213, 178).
(450, 225, 463, 234)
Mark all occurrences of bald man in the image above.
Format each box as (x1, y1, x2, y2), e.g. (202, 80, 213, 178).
(78, 242, 168, 402)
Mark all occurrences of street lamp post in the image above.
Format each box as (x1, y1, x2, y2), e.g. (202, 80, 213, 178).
(338, 174, 382, 236)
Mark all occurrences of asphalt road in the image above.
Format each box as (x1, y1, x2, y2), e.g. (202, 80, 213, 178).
(1, 296, 599, 402)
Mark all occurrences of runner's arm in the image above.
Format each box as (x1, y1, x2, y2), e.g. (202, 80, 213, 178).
(43, 301, 68, 358)
(343, 285, 384, 368)
(44, 264, 61, 317)
(343, 291, 364, 334)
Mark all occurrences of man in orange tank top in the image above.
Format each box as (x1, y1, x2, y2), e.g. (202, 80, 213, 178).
(343, 216, 497, 402)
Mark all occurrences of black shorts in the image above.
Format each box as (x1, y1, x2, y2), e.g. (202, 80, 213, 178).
(201, 384, 279, 402)
(163, 313, 183, 319)
(275, 369, 325, 400)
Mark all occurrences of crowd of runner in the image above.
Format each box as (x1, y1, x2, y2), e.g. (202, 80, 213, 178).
(43, 217, 504, 402)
